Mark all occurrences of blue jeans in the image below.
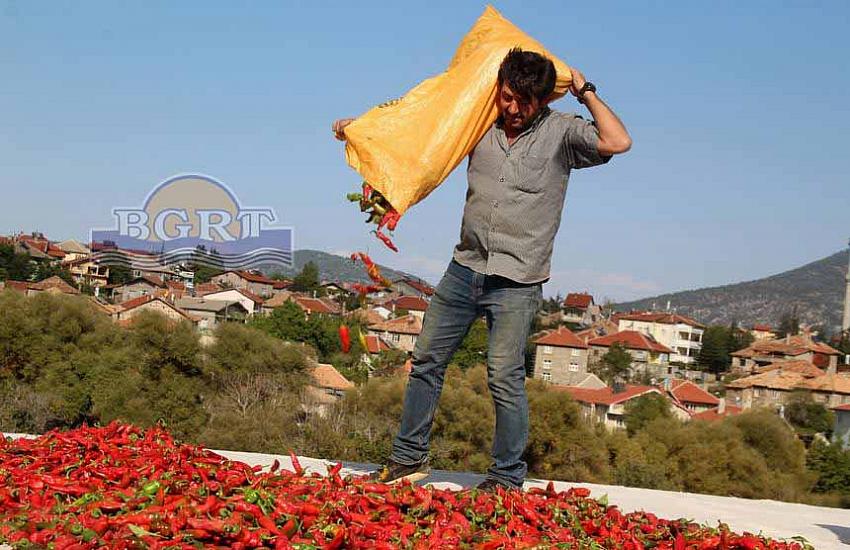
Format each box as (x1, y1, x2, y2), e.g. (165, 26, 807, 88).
(391, 259, 542, 488)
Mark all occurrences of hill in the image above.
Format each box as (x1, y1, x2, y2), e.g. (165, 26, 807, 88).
(260, 249, 426, 286)
(616, 249, 849, 332)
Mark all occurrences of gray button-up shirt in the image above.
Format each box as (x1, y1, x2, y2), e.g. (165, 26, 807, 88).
(452, 107, 610, 284)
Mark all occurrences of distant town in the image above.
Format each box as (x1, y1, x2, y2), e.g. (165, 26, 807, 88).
(2, 230, 850, 445)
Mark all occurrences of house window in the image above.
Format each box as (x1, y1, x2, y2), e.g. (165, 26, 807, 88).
(542, 360, 552, 369)
(391, 333, 400, 343)
(569, 362, 580, 372)
(542, 372, 552, 381)
(571, 348, 581, 357)
(542, 345, 553, 355)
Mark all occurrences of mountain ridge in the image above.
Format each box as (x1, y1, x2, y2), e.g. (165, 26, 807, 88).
(615, 249, 849, 332)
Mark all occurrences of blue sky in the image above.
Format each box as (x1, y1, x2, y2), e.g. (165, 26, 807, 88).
(2, 1, 848, 301)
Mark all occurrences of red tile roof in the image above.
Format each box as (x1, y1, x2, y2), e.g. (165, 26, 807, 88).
(117, 294, 198, 323)
(310, 363, 354, 392)
(294, 297, 338, 315)
(564, 293, 594, 309)
(272, 280, 292, 290)
(364, 334, 392, 354)
(8, 276, 81, 295)
(615, 312, 705, 329)
(754, 359, 825, 378)
(233, 270, 276, 285)
(832, 403, 850, 412)
(369, 314, 423, 335)
(194, 282, 223, 296)
(691, 405, 744, 421)
(752, 324, 773, 332)
(666, 379, 719, 406)
(402, 279, 435, 296)
(388, 295, 430, 312)
(553, 384, 663, 406)
(533, 326, 587, 348)
(588, 330, 673, 354)
(731, 335, 841, 358)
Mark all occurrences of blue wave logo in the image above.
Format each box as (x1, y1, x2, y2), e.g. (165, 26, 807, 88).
(90, 174, 293, 270)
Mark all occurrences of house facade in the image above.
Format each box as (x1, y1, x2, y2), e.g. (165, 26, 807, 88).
(211, 270, 276, 298)
(554, 385, 681, 430)
(615, 312, 704, 365)
(561, 293, 602, 326)
(175, 297, 249, 330)
(367, 314, 422, 353)
(587, 330, 673, 380)
(730, 334, 841, 374)
(531, 326, 589, 384)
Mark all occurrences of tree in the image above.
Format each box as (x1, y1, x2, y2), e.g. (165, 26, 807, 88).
(591, 342, 632, 385)
(784, 391, 834, 435)
(0, 244, 33, 281)
(624, 393, 672, 435)
(698, 326, 731, 374)
(776, 307, 800, 338)
(290, 261, 323, 295)
(107, 263, 132, 286)
(451, 318, 488, 370)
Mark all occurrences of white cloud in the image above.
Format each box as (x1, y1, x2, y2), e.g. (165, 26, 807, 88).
(546, 268, 662, 303)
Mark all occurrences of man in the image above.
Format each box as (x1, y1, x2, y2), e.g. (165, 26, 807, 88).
(333, 48, 631, 490)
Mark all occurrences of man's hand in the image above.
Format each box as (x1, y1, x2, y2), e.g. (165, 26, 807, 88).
(568, 68, 588, 98)
(568, 67, 632, 155)
(332, 118, 355, 141)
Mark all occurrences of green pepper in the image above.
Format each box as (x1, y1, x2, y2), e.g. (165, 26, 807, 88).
(142, 480, 161, 496)
(244, 488, 260, 504)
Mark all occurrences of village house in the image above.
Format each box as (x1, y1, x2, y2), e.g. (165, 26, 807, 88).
(367, 314, 423, 353)
(109, 275, 170, 304)
(320, 281, 350, 298)
(302, 363, 355, 417)
(587, 330, 673, 380)
(614, 312, 705, 365)
(531, 326, 590, 384)
(293, 296, 340, 317)
(661, 379, 719, 414)
(194, 281, 224, 296)
(111, 295, 199, 326)
(724, 359, 850, 410)
(553, 384, 689, 430)
(391, 277, 435, 299)
(343, 307, 387, 327)
(381, 295, 430, 322)
(210, 270, 278, 298)
(175, 297, 250, 330)
(730, 333, 841, 374)
(561, 293, 603, 326)
(56, 239, 91, 263)
(200, 288, 265, 316)
(4, 276, 80, 297)
(63, 257, 110, 290)
(750, 324, 776, 341)
(691, 399, 743, 422)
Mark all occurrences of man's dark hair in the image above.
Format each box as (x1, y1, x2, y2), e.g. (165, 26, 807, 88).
(497, 47, 556, 103)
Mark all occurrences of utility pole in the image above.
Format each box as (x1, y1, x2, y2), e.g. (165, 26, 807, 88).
(843, 237, 850, 333)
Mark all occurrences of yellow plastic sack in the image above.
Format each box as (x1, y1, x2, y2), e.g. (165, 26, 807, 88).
(343, 5, 573, 216)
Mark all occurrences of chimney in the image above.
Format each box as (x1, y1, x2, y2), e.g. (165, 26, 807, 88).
(785, 333, 791, 344)
(718, 397, 726, 414)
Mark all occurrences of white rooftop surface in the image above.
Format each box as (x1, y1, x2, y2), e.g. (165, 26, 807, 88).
(216, 449, 850, 550)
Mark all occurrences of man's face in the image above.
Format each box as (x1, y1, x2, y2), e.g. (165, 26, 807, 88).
(497, 82, 544, 134)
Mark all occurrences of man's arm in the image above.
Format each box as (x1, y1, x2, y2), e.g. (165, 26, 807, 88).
(569, 68, 632, 155)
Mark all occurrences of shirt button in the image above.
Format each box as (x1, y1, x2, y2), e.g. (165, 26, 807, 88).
(499, 177, 505, 182)
(506, 151, 511, 157)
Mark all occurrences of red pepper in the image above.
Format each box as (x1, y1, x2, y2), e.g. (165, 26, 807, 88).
(338, 324, 351, 353)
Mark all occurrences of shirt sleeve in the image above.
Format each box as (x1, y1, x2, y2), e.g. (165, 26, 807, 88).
(564, 114, 612, 169)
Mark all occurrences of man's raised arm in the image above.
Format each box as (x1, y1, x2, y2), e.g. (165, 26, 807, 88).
(569, 68, 632, 155)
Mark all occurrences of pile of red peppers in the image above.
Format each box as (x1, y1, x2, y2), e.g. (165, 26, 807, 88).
(0, 423, 813, 549)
